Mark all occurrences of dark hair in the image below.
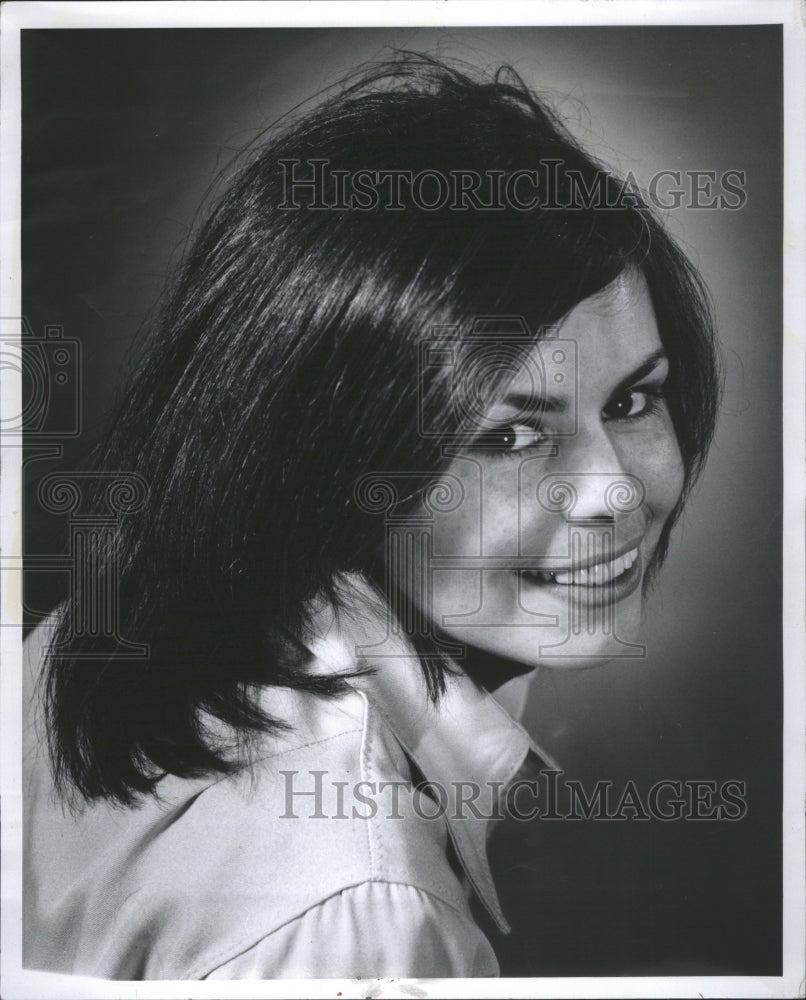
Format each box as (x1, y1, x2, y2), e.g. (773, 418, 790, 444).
(43, 53, 720, 805)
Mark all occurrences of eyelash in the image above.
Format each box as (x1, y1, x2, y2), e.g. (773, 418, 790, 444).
(468, 385, 667, 457)
(468, 424, 547, 454)
(602, 385, 666, 422)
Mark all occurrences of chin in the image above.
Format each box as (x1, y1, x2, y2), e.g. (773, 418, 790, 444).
(432, 562, 648, 671)
(443, 626, 645, 672)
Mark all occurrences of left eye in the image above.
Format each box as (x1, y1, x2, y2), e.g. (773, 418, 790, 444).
(602, 390, 651, 420)
(476, 424, 545, 451)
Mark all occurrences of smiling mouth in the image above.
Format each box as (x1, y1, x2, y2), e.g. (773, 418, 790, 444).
(522, 546, 640, 587)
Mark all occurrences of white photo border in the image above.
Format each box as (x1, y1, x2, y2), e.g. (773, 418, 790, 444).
(1, 2, 803, 998)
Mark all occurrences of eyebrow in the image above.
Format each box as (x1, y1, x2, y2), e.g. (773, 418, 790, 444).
(498, 348, 669, 414)
(610, 348, 670, 398)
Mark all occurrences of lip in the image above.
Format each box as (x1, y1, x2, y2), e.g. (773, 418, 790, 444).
(520, 548, 644, 607)
(537, 535, 644, 575)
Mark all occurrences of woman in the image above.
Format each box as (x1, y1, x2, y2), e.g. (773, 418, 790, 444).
(23, 54, 719, 979)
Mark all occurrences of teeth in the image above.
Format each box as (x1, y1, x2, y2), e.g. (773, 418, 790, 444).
(537, 547, 639, 587)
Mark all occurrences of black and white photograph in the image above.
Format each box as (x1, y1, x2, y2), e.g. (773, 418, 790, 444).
(1, 2, 803, 997)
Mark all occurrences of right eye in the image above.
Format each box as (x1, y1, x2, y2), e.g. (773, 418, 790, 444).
(472, 423, 546, 452)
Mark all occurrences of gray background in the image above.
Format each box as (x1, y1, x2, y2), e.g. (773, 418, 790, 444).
(22, 26, 782, 975)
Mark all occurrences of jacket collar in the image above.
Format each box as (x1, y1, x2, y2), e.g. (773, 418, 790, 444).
(300, 575, 557, 935)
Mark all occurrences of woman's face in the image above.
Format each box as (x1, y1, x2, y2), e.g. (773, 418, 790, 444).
(407, 270, 684, 669)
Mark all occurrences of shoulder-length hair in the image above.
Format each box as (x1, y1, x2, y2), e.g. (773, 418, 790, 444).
(44, 53, 720, 805)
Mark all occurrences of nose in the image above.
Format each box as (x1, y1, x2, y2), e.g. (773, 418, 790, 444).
(538, 424, 645, 524)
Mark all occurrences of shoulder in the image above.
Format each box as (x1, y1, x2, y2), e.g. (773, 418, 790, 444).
(24, 684, 482, 979)
(205, 880, 498, 979)
(161, 688, 481, 978)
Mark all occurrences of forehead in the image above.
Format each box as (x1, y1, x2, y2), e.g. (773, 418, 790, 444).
(507, 271, 662, 398)
(556, 270, 659, 345)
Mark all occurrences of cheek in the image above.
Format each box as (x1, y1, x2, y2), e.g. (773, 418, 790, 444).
(429, 458, 530, 557)
(635, 425, 685, 520)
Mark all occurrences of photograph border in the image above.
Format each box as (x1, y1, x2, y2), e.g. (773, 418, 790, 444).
(1, 2, 803, 998)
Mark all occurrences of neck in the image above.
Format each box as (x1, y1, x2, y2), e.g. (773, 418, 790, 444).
(434, 630, 534, 691)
